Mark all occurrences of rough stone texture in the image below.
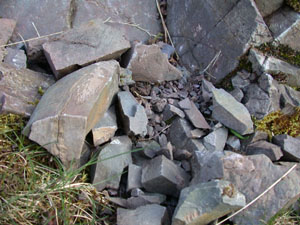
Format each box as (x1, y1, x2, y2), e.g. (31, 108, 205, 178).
(273, 134, 300, 161)
(172, 180, 246, 225)
(136, 140, 161, 159)
(126, 193, 166, 209)
(254, 0, 284, 17)
(91, 136, 132, 191)
(0, 18, 16, 45)
(230, 87, 244, 102)
(0, 62, 54, 117)
(92, 105, 117, 146)
(3, 48, 27, 69)
(126, 43, 182, 83)
(167, 0, 272, 83)
(266, 6, 300, 51)
(163, 104, 185, 121)
(231, 73, 251, 91)
(117, 91, 148, 136)
(117, 204, 169, 225)
(212, 88, 254, 135)
(246, 140, 283, 161)
(43, 20, 130, 79)
(203, 127, 228, 151)
(178, 98, 210, 129)
(23, 61, 119, 167)
(119, 68, 135, 86)
(226, 135, 241, 151)
(127, 164, 142, 192)
(141, 155, 190, 197)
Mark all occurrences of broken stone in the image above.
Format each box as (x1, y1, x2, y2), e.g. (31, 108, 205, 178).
(0, 18, 16, 61)
(0, 62, 54, 117)
(3, 48, 27, 69)
(158, 42, 175, 59)
(273, 134, 300, 161)
(163, 104, 185, 121)
(136, 140, 161, 159)
(127, 164, 142, 192)
(174, 149, 192, 161)
(126, 43, 182, 83)
(231, 73, 251, 91)
(131, 188, 144, 197)
(153, 99, 167, 113)
(172, 180, 246, 225)
(43, 20, 130, 79)
(230, 88, 244, 102)
(23, 61, 119, 167)
(178, 98, 210, 129)
(254, 0, 284, 17)
(91, 136, 132, 191)
(117, 204, 169, 225)
(246, 140, 283, 161)
(119, 68, 135, 86)
(189, 129, 206, 139)
(212, 88, 254, 135)
(203, 127, 228, 152)
(226, 135, 241, 151)
(117, 91, 148, 136)
(167, 0, 272, 83)
(127, 193, 166, 209)
(92, 105, 117, 146)
(251, 130, 269, 143)
(141, 155, 190, 197)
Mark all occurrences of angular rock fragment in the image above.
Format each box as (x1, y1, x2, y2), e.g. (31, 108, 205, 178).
(226, 135, 241, 151)
(0, 18, 16, 45)
(43, 20, 130, 79)
(126, 43, 182, 83)
(141, 155, 190, 197)
(127, 164, 142, 192)
(212, 88, 254, 135)
(92, 106, 117, 146)
(91, 136, 132, 191)
(23, 61, 119, 167)
(163, 104, 185, 121)
(119, 68, 135, 86)
(254, 0, 283, 17)
(203, 127, 228, 152)
(189, 129, 206, 139)
(3, 48, 27, 69)
(136, 140, 161, 159)
(246, 140, 283, 161)
(117, 204, 169, 225)
(0, 62, 54, 117)
(117, 91, 148, 136)
(230, 87, 244, 102)
(273, 134, 300, 161)
(178, 98, 210, 129)
(126, 193, 166, 209)
(172, 180, 246, 225)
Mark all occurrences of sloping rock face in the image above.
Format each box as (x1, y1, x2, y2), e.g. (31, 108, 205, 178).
(0, 62, 55, 117)
(23, 61, 119, 167)
(167, 0, 272, 83)
(0, 18, 16, 61)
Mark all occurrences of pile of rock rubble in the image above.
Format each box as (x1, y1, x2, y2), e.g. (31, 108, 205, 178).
(1, 0, 300, 224)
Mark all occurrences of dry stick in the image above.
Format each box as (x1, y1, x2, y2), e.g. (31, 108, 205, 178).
(200, 50, 221, 79)
(31, 22, 40, 37)
(216, 163, 298, 225)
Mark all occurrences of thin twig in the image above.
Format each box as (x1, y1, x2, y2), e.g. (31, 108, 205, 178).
(216, 164, 298, 225)
(200, 50, 221, 79)
(31, 22, 40, 37)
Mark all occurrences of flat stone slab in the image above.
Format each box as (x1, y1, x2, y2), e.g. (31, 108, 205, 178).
(172, 180, 246, 225)
(0, 62, 54, 117)
(43, 20, 130, 79)
(254, 0, 284, 17)
(3, 48, 27, 69)
(212, 88, 254, 135)
(0, 18, 16, 45)
(203, 126, 228, 151)
(246, 140, 283, 161)
(141, 155, 190, 197)
(273, 134, 300, 161)
(127, 164, 142, 192)
(91, 136, 132, 191)
(23, 60, 119, 167)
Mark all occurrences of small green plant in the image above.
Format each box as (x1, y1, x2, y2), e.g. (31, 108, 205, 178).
(286, 0, 300, 12)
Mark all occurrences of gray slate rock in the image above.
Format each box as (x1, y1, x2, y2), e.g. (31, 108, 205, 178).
(167, 0, 271, 83)
(212, 88, 254, 135)
(163, 104, 185, 121)
(254, 0, 284, 17)
(0, 62, 54, 117)
(117, 204, 169, 225)
(126, 193, 166, 209)
(23, 61, 119, 167)
(230, 87, 244, 102)
(203, 127, 228, 152)
(91, 136, 132, 191)
(273, 134, 300, 161)
(0, 18, 16, 63)
(226, 135, 241, 151)
(127, 164, 142, 192)
(3, 48, 27, 69)
(136, 140, 161, 159)
(117, 91, 148, 136)
(172, 180, 246, 225)
(246, 140, 283, 161)
(141, 155, 190, 197)
(43, 20, 130, 79)
(92, 105, 117, 146)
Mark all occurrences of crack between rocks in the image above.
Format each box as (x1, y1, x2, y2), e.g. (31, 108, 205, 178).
(67, 0, 77, 29)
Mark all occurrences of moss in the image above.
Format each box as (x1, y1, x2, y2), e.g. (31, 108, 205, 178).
(286, 0, 300, 12)
(254, 106, 300, 138)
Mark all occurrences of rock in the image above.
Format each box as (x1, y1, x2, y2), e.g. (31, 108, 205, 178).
(125, 43, 182, 83)
(153, 99, 167, 113)
(172, 180, 246, 225)
(127, 164, 142, 192)
(251, 131, 269, 143)
(119, 68, 135, 86)
(43, 20, 130, 79)
(254, 0, 284, 17)
(273, 134, 300, 161)
(231, 73, 251, 91)
(131, 188, 144, 197)
(226, 135, 241, 151)
(3, 48, 27, 69)
(0, 62, 54, 117)
(127, 193, 166, 209)
(246, 140, 283, 161)
(267, 6, 300, 51)
(189, 129, 206, 139)
(174, 149, 192, 161)
(91, 136, 132, 191)
(178, 98, 210, 129)
(92, 105, 117, 146)
(163, 104, 185, 121)
(23, 61, 119, 167)
(158, 42, 175, 59)
(203, 127, 228, 152)
(230, 88, 244, 102)
(0, 18, 16, 45)
(117, 204, 169, 225)
(141, 155, 190, 197)
(136, 140, 161, 159)
(167, 0, 271, 83)
(117, 91, 148, 136)
(212, 88, 254, 135)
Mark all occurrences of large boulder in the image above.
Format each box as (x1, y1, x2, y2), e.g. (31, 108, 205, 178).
(23, 60, 119, 167)
(167, 0, 271, 83)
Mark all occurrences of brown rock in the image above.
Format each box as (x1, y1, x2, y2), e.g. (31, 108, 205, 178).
(0, 18, 16, 45)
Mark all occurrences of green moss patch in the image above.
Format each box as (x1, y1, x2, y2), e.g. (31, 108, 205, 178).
(286, 0, 300, 12)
